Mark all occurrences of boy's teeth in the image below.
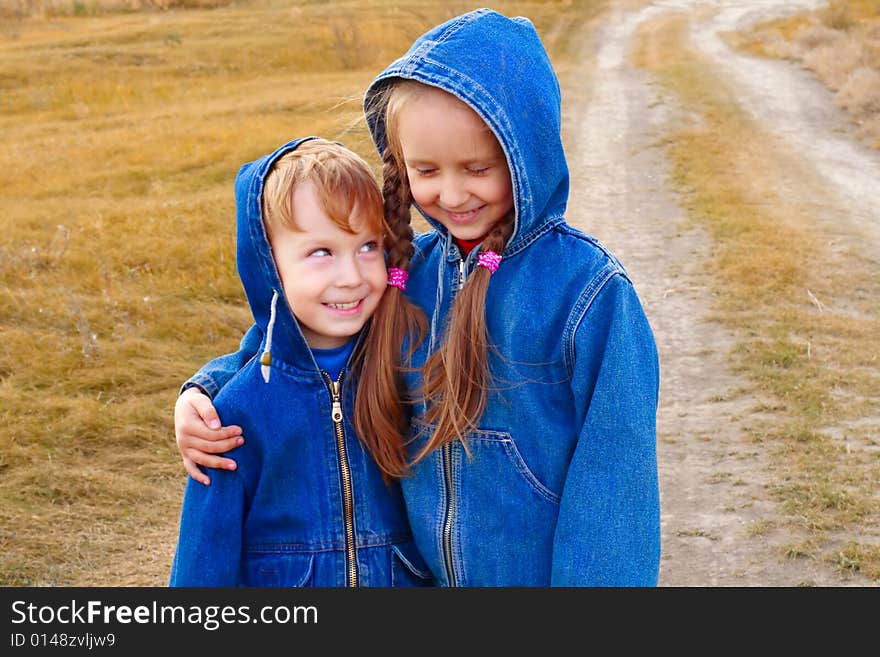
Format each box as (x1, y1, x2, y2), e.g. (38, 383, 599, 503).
(328, 301, 358, 310)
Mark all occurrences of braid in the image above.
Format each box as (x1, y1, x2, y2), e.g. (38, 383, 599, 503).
(352, 148, 426, 480)
(381, 148, 415, 270)
(481, 217, 514, 262)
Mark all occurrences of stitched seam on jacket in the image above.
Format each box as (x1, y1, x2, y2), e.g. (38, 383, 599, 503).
(430, 8, 491, 45)
(563, 265, 621, 377)
(505, 216, 565, 257)
(245, 531, 414, 553)
(399, 11, 490, 75)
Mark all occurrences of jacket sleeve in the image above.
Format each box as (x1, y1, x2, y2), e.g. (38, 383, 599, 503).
(169, 467, 244, 586)
(179, 323, 263, 399)
(551, 273, 661, 586)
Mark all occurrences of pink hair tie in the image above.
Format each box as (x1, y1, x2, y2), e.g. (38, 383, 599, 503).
(387, 267, 408, 291)
(477, 250, 502, 274)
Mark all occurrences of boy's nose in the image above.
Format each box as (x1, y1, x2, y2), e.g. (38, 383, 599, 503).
(335, 255, 364, 287)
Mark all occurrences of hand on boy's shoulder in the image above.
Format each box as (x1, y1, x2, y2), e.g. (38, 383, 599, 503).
(175, 387, 243, 485)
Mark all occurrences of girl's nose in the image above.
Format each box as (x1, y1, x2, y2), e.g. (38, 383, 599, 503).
(438, 175, 469, 209)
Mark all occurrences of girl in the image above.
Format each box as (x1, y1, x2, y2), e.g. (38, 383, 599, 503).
(170, 137, 431, 587)
(175, 9, 660, 586)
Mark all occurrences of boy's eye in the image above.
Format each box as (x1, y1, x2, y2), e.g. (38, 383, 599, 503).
(467, 166, 489, 175)
(359, 241, 379, 253)
(309, 248, 330, 257)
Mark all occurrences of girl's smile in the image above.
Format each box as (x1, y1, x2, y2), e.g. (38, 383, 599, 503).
(442, 204, 487, 225)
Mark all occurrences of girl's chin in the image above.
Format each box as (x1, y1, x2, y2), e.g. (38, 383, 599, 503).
(451, 229, 487, 241)
(446, 221, 496, 243)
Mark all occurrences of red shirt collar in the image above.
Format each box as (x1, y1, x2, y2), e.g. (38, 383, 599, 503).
(453, 236, 483, 256)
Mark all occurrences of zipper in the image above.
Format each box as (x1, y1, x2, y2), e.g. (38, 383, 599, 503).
(441, 443, 457, 586)
(442, 248, 467, 587)
(323, 370, 358, 587)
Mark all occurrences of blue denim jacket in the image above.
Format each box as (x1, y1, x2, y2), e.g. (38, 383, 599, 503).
(184, 10, 660, 586)
(170, 138, 432, 587)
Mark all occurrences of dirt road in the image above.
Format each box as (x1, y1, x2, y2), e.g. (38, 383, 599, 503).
(563, 0, 880, 585)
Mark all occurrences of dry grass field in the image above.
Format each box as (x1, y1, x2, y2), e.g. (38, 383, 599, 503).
(0, 0, 604, 585)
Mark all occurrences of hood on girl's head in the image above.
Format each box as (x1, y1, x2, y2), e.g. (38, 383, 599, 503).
(364, 8, 569, 249)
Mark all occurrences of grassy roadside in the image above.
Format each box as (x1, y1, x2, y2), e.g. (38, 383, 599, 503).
(726, 0, 880, 149)
(0, 0, 606, 585)
(631, 13, 880, 580)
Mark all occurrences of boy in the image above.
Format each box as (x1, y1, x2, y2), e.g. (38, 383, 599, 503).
(169, 137, 431, 587)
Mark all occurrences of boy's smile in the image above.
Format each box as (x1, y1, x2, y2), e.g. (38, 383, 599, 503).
(266, 180, 387, 349)
(396, 86, 514, 243)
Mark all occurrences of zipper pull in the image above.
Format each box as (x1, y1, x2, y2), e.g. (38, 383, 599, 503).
(330, 380, 343, 423)
(458, 259, 466, 288)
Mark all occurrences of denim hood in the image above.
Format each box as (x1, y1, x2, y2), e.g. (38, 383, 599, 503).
(364, 7, 569, 252)
(234, 136, 322, 374)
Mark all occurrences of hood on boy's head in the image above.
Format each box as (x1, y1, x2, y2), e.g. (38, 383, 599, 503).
(234, 136, 319, 374)
(364, 8, 569, 248)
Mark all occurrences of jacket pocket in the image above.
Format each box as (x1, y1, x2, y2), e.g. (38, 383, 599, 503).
(390, 542, 434, 587)
(482, 432, 561, 505)
(241, 551, 315, 587)
(409, 421, 561, 504)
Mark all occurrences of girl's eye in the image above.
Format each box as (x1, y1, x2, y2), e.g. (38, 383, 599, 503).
(414, 167, 437, 177)
(309, 248, 330, 257)
(359, 241, 379, 253)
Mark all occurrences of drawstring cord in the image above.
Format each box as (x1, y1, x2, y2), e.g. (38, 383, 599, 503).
(261, 290, 278, 383)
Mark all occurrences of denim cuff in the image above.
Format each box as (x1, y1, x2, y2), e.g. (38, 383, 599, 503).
(178, 374, 217, 400)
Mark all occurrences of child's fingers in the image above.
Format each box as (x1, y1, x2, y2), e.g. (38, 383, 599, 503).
(184, 447, 238, 472)
(178, 424, 242, 451)
(176, 389, 242, 437)
(187, 433, 243, 454)
(191, 394, 225, 430)
(218, 424, 243, 439)
(183, 456, 211, 486)
(184, 424, 242, 443)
